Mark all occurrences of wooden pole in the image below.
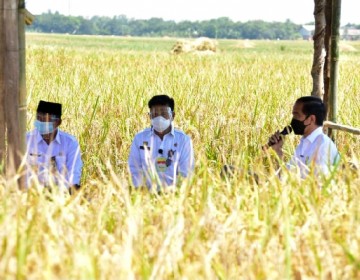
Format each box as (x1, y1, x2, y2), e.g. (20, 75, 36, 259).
(311, 0, 326, 98)
(328, 0, 341, 138)
(324, 121, 360, 135)
(0, 0, 6, 169)
(2, 0, 21, 179)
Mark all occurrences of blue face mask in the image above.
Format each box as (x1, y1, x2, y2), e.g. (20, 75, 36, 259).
(34, 120, 55, 135)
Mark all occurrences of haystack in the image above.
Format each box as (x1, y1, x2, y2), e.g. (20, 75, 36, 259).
(171, 37, 218, 54)
(236, 39, 255, 49)
(171, 40, 193, 54)
(339, 42, 357, 52)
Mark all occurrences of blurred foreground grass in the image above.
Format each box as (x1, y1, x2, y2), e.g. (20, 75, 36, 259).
(0, 33, 359, 279)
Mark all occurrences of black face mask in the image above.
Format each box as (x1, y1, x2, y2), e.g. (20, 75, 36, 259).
(290, 116, 309, 135)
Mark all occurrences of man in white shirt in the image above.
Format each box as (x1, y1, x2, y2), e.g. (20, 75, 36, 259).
(269, 96, 340, 178)
(128, 94, 194, 190)
(26, 100, 83, 192)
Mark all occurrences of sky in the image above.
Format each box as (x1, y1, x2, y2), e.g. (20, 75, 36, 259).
(25, 0, 360, 25)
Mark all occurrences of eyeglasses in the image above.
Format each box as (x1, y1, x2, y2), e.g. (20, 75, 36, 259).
(149, 108, 172, 119)
(36, 113, 60, 122)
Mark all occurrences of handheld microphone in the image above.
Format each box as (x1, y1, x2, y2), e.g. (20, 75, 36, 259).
(263, 125, 293, 149)
(279, 125, 293, 136)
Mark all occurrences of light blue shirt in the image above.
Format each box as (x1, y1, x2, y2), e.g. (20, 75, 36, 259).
(287, 127, 340, 177)
(128, 125, 194, 189)
(26, 129, 83, 188)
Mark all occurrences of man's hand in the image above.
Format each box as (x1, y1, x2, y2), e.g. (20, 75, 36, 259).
(69, 184, 81, 195)
(268, 131, 284, 159)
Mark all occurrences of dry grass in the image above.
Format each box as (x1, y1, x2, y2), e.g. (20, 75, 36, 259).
(0, 34, 359, 279)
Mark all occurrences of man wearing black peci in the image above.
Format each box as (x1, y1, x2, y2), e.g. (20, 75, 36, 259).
(26, 100, 83, 193)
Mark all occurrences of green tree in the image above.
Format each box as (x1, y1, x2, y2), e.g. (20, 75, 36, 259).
(27, 12, 305, 40)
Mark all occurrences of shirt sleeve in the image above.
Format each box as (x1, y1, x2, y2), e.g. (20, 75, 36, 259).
(178, 135, 194, 178)
(128, 137, 144, 187)
(66, 139, 83, 186)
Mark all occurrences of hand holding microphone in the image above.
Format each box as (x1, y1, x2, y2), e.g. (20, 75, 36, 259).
(263, 125, 292, 150)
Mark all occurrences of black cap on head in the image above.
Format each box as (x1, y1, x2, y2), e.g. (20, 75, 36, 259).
(37, 100, 62, 117)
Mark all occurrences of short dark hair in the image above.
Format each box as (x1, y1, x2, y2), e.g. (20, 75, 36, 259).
(296, 96, 326, 125)
(148, 95, 175, 111)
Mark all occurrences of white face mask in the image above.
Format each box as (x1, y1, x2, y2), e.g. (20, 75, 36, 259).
(151, 116, 171, 133)
(34, 120, 56, 135)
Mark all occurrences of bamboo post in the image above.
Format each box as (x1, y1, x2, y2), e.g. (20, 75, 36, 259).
(323, 0, 332, 116)
(324, 121, 360, 135)
(328, 0, 341, 138)
(18, 0, 27, 161)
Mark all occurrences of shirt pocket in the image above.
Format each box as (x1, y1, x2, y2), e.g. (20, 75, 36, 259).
(140, 148, 154, 169)
(27, 153, 43, 176)
(55, 155, 67, 174)
(28, 153, 42, 166)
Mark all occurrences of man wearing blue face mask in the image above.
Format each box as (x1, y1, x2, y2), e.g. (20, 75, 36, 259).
(269, 96, 340, 178)
(26, 100, 83, 193)
(128, 94, 194, 190)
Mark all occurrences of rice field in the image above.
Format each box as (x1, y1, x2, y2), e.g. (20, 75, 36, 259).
(0, 33, 360, 279)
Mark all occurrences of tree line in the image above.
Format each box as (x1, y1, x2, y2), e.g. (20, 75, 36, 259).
(27, 11, 309, 40)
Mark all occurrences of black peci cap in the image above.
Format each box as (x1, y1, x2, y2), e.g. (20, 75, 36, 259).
(37, 100, 62, 117)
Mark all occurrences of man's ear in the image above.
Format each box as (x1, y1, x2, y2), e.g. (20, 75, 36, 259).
(309, 115, 316, 125)
(55, 119, 62, 128)
(172, 111, 175, 120)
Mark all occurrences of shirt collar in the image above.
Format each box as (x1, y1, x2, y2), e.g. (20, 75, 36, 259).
(302, 126, 323, 143)
(35, 129, 43, 143)
(54, 129, 61, 144)
(35, 128, 61, 144)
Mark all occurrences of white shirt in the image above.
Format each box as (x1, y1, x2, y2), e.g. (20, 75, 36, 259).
(287, 127, 340, 177)
(26, 129, 83, 188)
(128, 125, 194, 189)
